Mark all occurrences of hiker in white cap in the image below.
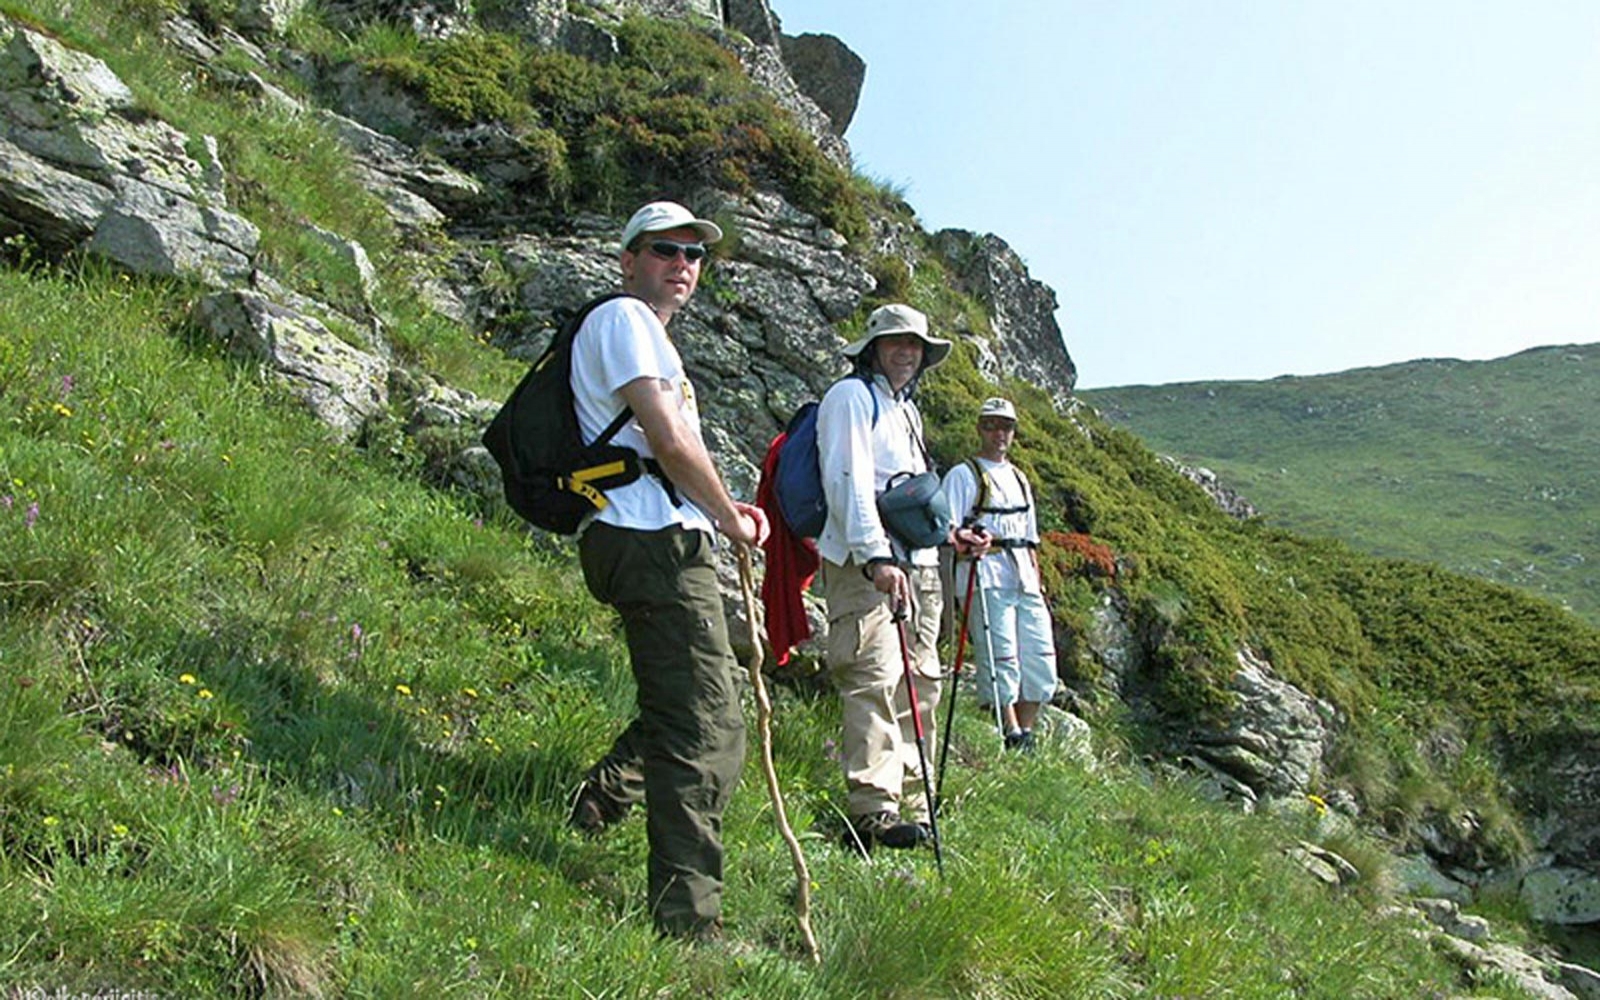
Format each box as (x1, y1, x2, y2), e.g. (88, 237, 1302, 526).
(566, 199, 768, 942)
(942, 396, 1057, 751)
(816, 303, 988, 851)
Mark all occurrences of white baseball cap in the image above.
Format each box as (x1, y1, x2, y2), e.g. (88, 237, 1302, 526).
(978, 397, 1018, 422)
(841, 303, 953, 369)
(620, 201, 723, 253)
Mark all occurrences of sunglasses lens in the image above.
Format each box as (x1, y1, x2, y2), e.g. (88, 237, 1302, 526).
(648, 240, 706, 262)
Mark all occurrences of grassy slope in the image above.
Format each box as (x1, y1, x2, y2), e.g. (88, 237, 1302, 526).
(1080, 346, 1600, 625)
(0, 261, 1508, 999)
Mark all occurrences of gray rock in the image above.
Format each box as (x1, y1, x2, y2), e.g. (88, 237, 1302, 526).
(1557, 961, 1600, 1000)
(1414, 897, 1491, 942)
(0, 136, 113, 248)
(0, 21, 133, 128)
(1189, 648, 1338, 799)
(729, 37, 852, 170)
(232, 0, 309, 36)
(930, 229, 1078, 402)
(1167, 459, 1259, 520)
(316, 109, 483, 214)
(1434, 935, 1577, 1000)
(779, 32, 865, 136)
(194, 290, 389, 440)
(1536, 736, 1600, 871)
(0, 16, 259, 285)
(88, 178, 258, 285)
(1394, 854, 1473, 903)
(1522, 866, 1600, 925)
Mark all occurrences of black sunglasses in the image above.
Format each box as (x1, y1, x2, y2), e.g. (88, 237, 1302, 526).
(644, 239, 708, 263)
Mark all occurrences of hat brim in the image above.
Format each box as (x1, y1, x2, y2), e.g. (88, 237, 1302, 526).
(842, 331, 953, 370)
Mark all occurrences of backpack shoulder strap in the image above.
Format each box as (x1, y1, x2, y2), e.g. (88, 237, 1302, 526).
(966, 457, 990, 517)
(846, 370, 880, 427)
(564, 292, 642, 448)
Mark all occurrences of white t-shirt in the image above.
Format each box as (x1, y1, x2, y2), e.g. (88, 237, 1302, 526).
(941, 457, 1040, 594)
(569, 296, 713, 534)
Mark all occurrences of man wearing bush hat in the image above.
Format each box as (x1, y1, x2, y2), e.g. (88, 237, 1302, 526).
(817, 302, 987, 852)
(942, 396, 1057, 752)
(567, 199, 767, 942)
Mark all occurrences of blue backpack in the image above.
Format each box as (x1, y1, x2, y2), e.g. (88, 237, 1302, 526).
(774, 373, 877, 538)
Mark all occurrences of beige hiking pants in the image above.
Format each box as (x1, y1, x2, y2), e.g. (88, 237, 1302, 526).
(822, 560, 944, 823)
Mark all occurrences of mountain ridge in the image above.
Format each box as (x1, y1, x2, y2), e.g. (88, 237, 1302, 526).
(1080, 342, 1600, 624)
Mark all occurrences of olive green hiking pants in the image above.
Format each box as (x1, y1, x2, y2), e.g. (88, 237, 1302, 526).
(577, 522, 746, 938)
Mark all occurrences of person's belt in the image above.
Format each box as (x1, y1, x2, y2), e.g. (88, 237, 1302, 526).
(993, 538, 1037, 550)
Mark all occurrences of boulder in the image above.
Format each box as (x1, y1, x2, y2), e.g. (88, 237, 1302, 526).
(194, 290, 390, 441)
(779, 32, 865, 136)
(0, 136, 113, 249)
(1522, 867, 1600, 926)
(1189, 648, 1339, 799)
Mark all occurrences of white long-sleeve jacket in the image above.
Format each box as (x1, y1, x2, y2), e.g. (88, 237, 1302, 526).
(815, 373, 939, 569)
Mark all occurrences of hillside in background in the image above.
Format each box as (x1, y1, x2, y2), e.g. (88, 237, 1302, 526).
(1081, 344, 1600, 626)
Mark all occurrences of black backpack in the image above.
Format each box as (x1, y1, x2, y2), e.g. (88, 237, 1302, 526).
(482, 293, 666, 534)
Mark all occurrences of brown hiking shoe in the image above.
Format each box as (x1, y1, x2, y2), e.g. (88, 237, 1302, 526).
(567, 781, 626, 835)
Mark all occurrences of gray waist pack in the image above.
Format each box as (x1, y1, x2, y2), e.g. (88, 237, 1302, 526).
(877, 471, 953, 551)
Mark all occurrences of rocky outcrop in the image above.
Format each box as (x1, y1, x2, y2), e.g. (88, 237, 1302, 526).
(0, 17, 259, 284)
(931, 229, 1078, 402)
(1415, 897, 1588, 1000)
(1538, 737, 1600, 873)
(315, 110, 484, 230)
(1167, 460, 1259, 520)
(1522, 867, 1600, 926)
(193, 290, 390, 441)
(1188, 649, 1340, 804)
(779, 33, 865, 136)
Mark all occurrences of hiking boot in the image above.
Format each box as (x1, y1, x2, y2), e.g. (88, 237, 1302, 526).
(846, 811, 930, 851)
(1004, 729, 1036, 754)
(567, 781, 627, 835)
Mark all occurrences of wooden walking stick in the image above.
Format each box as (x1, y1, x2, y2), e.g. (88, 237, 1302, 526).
(736, 545, 821, 964)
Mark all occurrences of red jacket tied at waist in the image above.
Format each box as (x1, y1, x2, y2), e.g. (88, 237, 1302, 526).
(755, 431, 819, 665)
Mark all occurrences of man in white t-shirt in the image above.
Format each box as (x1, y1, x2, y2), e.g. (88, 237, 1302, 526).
(566, 200, 768, 942)
(941, 397, 1057, 751)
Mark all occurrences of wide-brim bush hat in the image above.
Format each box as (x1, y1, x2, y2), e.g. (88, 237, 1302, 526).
(978, 397, 1018, 422)
(620, 201, 724, 252)
(841, 303, 952, 369)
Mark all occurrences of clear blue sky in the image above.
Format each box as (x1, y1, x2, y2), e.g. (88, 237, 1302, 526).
(775, 2, 1600, 389)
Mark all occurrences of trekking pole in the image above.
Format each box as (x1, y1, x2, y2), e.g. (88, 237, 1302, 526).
(735, 545, 821, 964)
(975, 573, 1006, 739)
(935, 555, 979, 817)
(892, 600, 945, 878)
